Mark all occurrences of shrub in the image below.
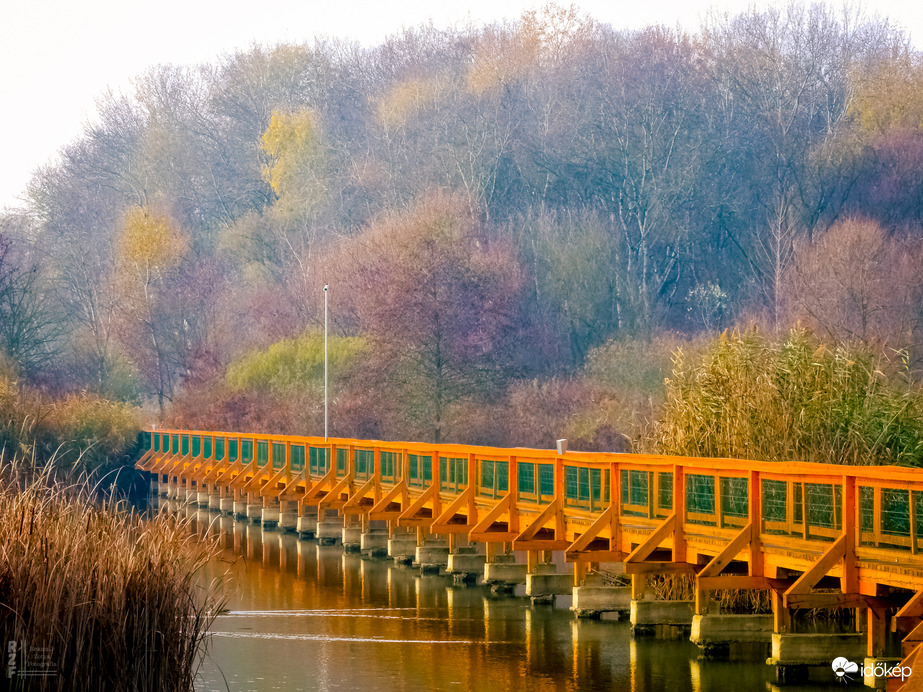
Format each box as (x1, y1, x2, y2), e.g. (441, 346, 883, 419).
(46, 394, 141, 472)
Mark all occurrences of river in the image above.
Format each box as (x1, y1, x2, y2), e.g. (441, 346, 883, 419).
(153, 499, 845, 691)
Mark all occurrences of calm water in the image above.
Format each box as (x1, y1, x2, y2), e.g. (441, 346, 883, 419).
(156, 501, 845, 692)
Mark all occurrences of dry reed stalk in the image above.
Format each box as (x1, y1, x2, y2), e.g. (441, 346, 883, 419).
(0, 456, 225, 691)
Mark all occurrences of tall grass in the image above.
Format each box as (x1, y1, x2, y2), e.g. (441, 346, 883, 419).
(0, 459, 224, 691)
(650, 327, 923, 465)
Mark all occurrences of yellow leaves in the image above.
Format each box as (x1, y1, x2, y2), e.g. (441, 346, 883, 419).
(118, 206, 186, 275)
(849, 56, 923, 135)
(467, 4, 593, 95)
(261, 109, 319, 196)
(376, 77, 441, 129)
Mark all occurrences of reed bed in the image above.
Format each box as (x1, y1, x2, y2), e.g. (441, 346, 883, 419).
(0, 459, 224, 691)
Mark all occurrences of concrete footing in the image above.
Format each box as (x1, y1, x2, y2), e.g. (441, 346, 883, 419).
(526, 572, 573, 604)
(196, 492, 210, 508)
(863, 657, 907, 689)
(279, 511, 298, 532)
(297, 516, 317, 538)
(447, 551, 487, 579)
(316, 520, 342, 546)
(630, 600, 694, 638)
(572, 586, 631, 619)
(233, 501, 248, 519)
(485, 562, 528, 585)
(767, 632, 865, 684)
(219, 497, 233, 515)
(208, 494, 221, 511)
(415, 544, 449, 574)
(389, 535, 418, 564)
(261, 507, 280, 530)
(690, 614, 772, 658)
(342, 526, 362, 552)
(360, 532, 389, 557)
(246, 503, 263, 523)
(184, 489, 197, 505)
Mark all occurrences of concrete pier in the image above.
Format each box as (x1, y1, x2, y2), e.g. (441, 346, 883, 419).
(863, 657, 907, 689)
(279, 509, 298, 532)
(447, 549, 486, 581)
(342, 526, 362, 552)
(246, 503, 263, 523)
(208, 493, 221, 511)
(630, 600, 694, 638)
(415, 543, 450, 574)
(185, 488, 197, 505)
(196, 491, 210, 508)
(388, 535, 418, 564)
(689, 614, 772, 658)
(767, 632, 865, 684)
(261, 507, 280, 530)
(360, 531, 389, 557)
(219, 497, 234, 515)
(316, 520, 342, 546)
(572, 586, 631, 619)
(233, 500, 248, 519)
(526, 565, 573, 604)
(485, 561, 528, 586)
(297, 515, 317, 539)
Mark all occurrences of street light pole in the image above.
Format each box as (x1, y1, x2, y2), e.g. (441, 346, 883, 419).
(324, 283, 328, 442)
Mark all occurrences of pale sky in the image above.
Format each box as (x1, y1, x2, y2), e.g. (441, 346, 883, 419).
(2, 0, 921, 211)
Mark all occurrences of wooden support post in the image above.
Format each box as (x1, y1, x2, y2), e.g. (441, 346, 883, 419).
(574, 560, 587, 587)
(772, 589, 791, 634)
(631, 574, 647, 601)
(695, 581, 711, 616)
(486, 542, 498, 562)
(527, 550, 539, 573)
(868, 607, 888, 658)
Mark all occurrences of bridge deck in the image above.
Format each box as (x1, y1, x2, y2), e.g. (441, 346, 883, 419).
(138, 428, 923, 681)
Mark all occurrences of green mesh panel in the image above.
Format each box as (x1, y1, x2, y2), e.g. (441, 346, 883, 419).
(762, 480, 787, 522)
(518, 462, 535, 494)
(309, 447, 329, 475)
(291, 445, 306, 472)
(379, 451, 397, 478)
(336, 448, 347, 474)
(882, 488, 910, 536)
(214, 438, 225, 462)
(272, 443, 285, 470)
(241, 440, 253, 463)
(440, 457, 466, 490)
(720, 477, 749, 519)
(481, 461, 495, 493)
(192, 436, 201, 458)
(204, 436, 213, 459)
(355, 449, 374, 477)
(228, 439, 238, 462)
(181, 435, 189, 456)
(686, 475, 715, 515)
(658, 472, 673, 511)
(538, 464, 554, 496)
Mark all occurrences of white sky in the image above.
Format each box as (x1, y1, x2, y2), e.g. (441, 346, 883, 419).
(2, 0, 921, 211)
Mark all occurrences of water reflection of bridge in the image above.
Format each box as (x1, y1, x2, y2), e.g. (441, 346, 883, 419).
(141, 430, 923, 688)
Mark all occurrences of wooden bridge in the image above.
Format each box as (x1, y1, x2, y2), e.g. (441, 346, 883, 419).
(137, 428, 923, 688)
